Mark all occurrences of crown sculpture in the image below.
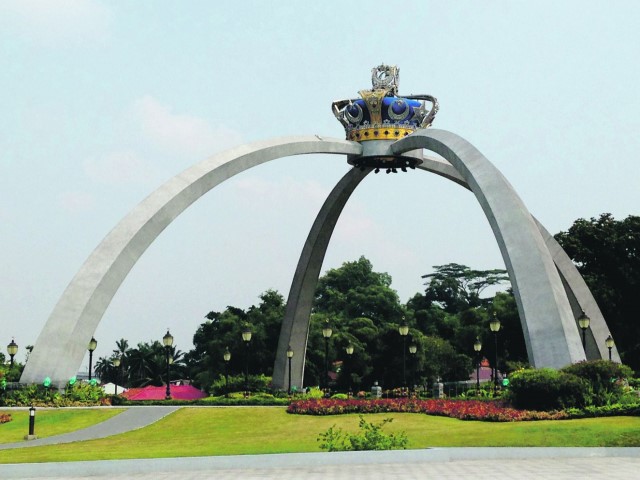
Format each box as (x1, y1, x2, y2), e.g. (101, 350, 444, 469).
(332, 64, 438, 172)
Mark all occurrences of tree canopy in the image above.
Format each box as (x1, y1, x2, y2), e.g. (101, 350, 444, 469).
(555, 213, 640, 370)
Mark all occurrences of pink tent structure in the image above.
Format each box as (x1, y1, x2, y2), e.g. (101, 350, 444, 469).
(122, 384, 207, 401)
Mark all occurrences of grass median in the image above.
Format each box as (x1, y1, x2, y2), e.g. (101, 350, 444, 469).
(0, 407, 639, 463)
(0, 408, 124, 444)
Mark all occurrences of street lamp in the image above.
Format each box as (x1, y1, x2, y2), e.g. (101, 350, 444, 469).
(7, 338, 18, 368)
(398, 320, 409, 389)
(112, 356, 121, 395)
(605, 334, 615, 361)
(162, 329, 173, 400)
(87, 337, 97, 381)
(473, 336, 482, 395)
(223, 346, 231, 397)
(489, 313, 501, 395)
(286, 345, 294, 395)
(345, 343, 354, 395)
(321, 320, 332, 394)
(408, 342, 417, 394)
(242, 324, 252, 396)
(578, 311, 590, 351)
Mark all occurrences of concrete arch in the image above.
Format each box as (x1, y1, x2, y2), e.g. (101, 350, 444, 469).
(21, 136, 362, 386)
(273, 129, 616, 389)
(391, 129, 585, 367)
(271, 167, 371, 391)
(414, 155, 619, 362)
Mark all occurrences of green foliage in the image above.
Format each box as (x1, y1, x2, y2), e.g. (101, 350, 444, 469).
(421, 263, 509, 313)
(331, 393, 348, 400)
(561, 360, 634, 406)
(555, 214, 640, 370)
(0, 382, 107, 407)
(508, 368, 590, 410)
(186, 289, 285, 389)
(317, 415, 408, 451)
(305, 386, 324, 399)
(209, 374, 272, 396)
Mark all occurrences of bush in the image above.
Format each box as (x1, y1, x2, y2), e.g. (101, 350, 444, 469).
(331, 393, 349, 400)
(0, 382, 107, 407)
(318, 415, 408, 451)
(209, 374, 272, 396)
(507, 368, 590, 410)
(561, 360, 634, 406)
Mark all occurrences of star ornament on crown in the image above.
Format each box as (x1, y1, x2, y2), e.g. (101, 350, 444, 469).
(332, 64, 439, 143)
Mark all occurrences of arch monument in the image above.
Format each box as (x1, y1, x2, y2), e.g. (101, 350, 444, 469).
(21, 66, 618, 388)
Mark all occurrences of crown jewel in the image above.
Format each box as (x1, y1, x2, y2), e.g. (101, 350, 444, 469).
(332, 65, 438, 143)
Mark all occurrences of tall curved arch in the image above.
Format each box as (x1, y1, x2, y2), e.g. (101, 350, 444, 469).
(415, 155, 618, 361)
(21, 136, 362, 386)
(273, 129, 613, 388)
(392, 129, 584, 367)
(271, 167, 370, 390)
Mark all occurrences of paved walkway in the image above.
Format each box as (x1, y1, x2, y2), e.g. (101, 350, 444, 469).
(3, 448, 640, 479)
(0, 406, 178, 450)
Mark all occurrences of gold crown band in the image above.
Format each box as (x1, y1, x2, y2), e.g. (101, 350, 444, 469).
(348, 126, 415, 142)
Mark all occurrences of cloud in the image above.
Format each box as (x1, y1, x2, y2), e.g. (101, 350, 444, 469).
(83, 150, 156, 185)
(132, 96, 243, 158)
(0, 0, 112, 46)
(58, 191, 95, 213)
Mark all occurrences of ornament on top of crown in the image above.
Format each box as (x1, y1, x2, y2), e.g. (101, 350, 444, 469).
(332, 64, 439, 142)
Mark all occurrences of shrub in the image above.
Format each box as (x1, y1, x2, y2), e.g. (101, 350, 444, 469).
(209, 374, 272, 396)
(0, 382, 107, 407)
(331, 393, 349, 400)
(561, 360, 634, 406)
(304, 386, 324, 399)
(507, 368, 590, 410)
(318, 415, 408, 451)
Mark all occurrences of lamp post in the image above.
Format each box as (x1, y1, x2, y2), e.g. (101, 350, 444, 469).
(87, 337, 97, 381)
(345, 343, 354, 396)
(489, 314, 501, 396)
(223, 346, 231, 397)
(7, 338, 18, 368)
(398, 320, 409, 389)
(578, 311, 590, 351)
(321, 320, 332, 394)
(242, 324, 252, 396)
(162, 329, 173, 400)
(408, 342, 417, 395)
(26, 406, 37, 440)
(605, 335, 615, 361)
(286, 345, 294, 395)
(112, 356, 121, 395)
(473, 336, 482, 396)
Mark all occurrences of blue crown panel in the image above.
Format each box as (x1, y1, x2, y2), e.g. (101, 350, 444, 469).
(345, 97, 422, 127)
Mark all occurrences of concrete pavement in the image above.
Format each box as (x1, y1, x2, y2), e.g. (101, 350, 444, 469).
(3, 448, 640, 479)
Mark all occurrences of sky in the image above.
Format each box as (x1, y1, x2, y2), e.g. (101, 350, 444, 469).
(1, 1, 639, 371)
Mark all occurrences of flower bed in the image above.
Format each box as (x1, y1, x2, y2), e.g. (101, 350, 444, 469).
(287, 398, 568, 422)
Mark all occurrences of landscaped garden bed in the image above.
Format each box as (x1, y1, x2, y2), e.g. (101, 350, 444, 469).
(287, 397, 640, 422)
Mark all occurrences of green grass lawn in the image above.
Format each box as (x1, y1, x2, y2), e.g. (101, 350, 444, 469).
(0, 407, 639, 463)
(0, 408, 124, 444)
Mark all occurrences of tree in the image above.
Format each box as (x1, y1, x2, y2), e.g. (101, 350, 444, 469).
(186, 290, 285, 391)
(555, 213, 640, 369)
(307, 257, 405, 388)
(421, 263, 509, 313)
